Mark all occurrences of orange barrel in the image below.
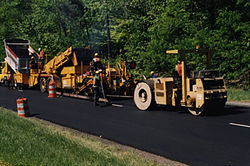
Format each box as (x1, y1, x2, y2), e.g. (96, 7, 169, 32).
(16, 98, 30, 117)
(48, 81, 56, 98)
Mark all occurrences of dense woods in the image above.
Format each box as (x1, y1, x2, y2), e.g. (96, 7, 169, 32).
(0, 0, 249, 83)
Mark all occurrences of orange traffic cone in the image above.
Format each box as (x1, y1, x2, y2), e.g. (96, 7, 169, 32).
(16, 98, 30, 117)
(48, 81, 56, 98)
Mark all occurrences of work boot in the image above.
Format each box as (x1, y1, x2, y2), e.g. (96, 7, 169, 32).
(94, 101, 99, 106)
(104, 102, 112, 106)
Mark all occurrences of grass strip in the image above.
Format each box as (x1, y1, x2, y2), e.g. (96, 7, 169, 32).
(0, 107, 181, 166)
(227, 88, 250, 102)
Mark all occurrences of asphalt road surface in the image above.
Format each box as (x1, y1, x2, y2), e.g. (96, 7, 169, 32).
(0, 87, 249, 166)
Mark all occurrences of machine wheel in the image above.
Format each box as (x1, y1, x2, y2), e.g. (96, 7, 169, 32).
(134, 82, 154, 111)
(0, 77, 7, 86)
(188, 106, 205, 116)
(8, 78, 15, 89)
(40, 78, 47, 93)
(46, 78, 52, 92)
(17, 83, 23, 90)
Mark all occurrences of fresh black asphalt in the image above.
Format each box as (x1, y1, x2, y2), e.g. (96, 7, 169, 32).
(0, 87, 249, 166)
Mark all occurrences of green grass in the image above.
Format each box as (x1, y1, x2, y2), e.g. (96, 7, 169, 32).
(0, 107, 172, 166)
(227, 88, 250, 102)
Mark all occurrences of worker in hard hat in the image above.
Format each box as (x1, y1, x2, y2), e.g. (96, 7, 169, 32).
(150, 71, 159, 78)
(172, 59, 182, 86)
(39, 48, 45, 68)
(6, 71, 14, 89)
(92, 69, 102, 106)
(29, 56, 36, 69)
(39, 48, 44, 60)
(29, 55, 38, 74)
(92, 53, 104, 71)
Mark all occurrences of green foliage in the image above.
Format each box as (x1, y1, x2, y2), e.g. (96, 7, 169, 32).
(227, 88, 250, 102)
(0, 0, 249, 83)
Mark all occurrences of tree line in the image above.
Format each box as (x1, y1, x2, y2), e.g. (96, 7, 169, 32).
(0, 0, 249, 84)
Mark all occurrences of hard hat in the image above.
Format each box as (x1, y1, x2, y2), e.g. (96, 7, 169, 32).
(150, 71, 155, 75)
(31, 56, 35, 59)
(38, 48, 41, 51)
(94, 53, 99, 57)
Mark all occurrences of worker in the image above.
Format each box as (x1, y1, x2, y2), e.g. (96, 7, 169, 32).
(6, 71, 13, 89)
(39, 48, 44, 60)
(29, 56, 36, 69)
(38, 48, 44, 68)
(150, 71, 159, 78)
(92, 70, 101, 106)
(176, 60, 182, 77)
(92, 53, 103, 71)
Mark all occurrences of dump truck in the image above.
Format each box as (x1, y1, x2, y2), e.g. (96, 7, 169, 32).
(0, 39, 39, 88)
(133, 49, 227, 116)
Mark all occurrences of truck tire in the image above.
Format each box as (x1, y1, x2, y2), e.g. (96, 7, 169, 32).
(0, 77, 7, 86)
(40, 78, 47, 93)
(134, 81, 154, 111)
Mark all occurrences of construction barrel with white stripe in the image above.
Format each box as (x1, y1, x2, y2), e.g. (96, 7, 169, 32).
(48, 81, 56, 98)
(16, 98, 30, 117)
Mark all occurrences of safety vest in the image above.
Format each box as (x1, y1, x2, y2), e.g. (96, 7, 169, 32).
(93, 57, 100, 62)
(176, 64, 182, 77)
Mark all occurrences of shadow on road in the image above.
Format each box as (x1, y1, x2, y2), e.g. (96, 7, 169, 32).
(135, 104, 249, 117)
(29, 113, 40, 117)
(206, 106, 248, 116)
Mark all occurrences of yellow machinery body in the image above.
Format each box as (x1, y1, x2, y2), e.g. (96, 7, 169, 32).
(60, 66, 85, 89)
(1, 40, 137, 99)
(153, 77, 174, 105)
(134, 49, 227, 116)
(0, 61, 9, 81)
(0, 39, 42, 88)
(73, 60, 137, 96)
(104, 61, 137, 96)
(38, 47, 91, 92)
(0, 62, 30, 87)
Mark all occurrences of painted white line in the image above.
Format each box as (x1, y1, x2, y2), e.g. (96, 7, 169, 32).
(229, 123, 250, 129)
(18, 90, 23, 92)
(112, 104, 124, 108)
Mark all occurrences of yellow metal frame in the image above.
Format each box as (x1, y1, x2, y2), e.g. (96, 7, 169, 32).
(166, 49, 225, 109)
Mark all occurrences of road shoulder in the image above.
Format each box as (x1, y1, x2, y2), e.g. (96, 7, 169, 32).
(33, 117, 188, 166)
(226, 101, 250, 107)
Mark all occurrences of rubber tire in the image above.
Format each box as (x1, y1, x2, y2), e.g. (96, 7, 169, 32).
(40, 78, 47, 93)
(46, 78, 52, 93)
(188, 106, 205, 116)
(0, 77, 7, 86)
(134, 82, 154, 111)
